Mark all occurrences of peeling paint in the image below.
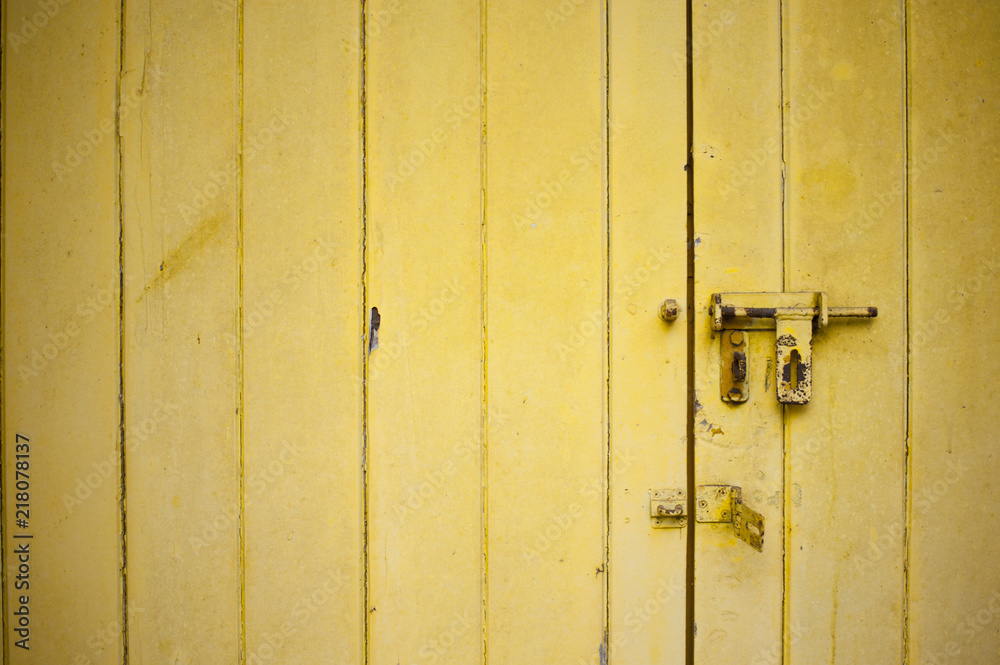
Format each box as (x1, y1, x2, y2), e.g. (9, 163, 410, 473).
(369, 307, 380, 353)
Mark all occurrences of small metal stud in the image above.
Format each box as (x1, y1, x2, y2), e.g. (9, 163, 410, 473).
(658, 299, 680, 323)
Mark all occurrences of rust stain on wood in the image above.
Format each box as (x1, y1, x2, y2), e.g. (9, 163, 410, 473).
(139, 213, 227, 299)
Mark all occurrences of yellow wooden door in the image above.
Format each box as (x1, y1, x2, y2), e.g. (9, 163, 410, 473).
(691, 2, 1000, 663)
(364, 3, 688, 663)
(692, 2, 903, 660)
(2, 1, 999, 664)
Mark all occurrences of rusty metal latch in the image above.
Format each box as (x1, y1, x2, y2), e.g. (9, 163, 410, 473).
(710, 292, 877, 404)
(650, 485, 765, 552)
(649, 489, 687, 529)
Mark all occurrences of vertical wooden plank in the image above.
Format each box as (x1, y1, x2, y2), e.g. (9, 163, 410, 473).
(242, 1, 363, 663)
(365, 1, 484, 663)
(784, 1, 906, 662)
(608, 1, 688, 663)
(909, 2, 1000, 663)
(485, 1, 607, 662)
(692, 2, 785, 662)
(2, 1, 122, 662)
(120, 0, 242, 661)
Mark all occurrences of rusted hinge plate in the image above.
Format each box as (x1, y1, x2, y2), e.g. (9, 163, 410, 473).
(733, 498, 765, 552)
(650, 485, 764, 552)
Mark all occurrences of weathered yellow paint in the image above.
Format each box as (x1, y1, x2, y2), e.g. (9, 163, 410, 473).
(242, 0, 363, 662)
(692, 1, 785, 661)
(784, 1, 906, 662)
(4, 1, 1000, 663)
(909, 2, 1000, 663)
(485, 1, 608, 662)
(365, 1, 484, 663)
(608, 0, 688, 662)
(2, 2, 123, 663)
(120, 1, 242, 661)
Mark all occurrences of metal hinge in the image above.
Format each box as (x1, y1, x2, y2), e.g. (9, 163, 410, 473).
(710, 292, 877, 404)
(650, 485, 765, 552)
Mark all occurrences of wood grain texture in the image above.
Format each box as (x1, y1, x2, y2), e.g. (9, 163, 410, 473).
(608, 1, 689, 662)
(242, 0, 364, 662)
(692, 2, 785, 661)
(908, 2, 1000, 663)
(485, 1, 608, 662)
(365, 1, 485, 663)
(121, 1, 242, 660)
(2, 1, 123, 662)
(784, 1, 906, 661)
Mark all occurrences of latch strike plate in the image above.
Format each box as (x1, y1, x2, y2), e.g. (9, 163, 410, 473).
(651, 484, 764, 552)
(710, 292, 877, 404)
(649, 489, 687, 529)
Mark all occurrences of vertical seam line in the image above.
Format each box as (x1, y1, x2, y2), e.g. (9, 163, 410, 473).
(0, 0, 7, 654)
(117, 0, 129, 662)
(360, 0, 370, 661)
(603, 0, 612, 660)
(684, 0, 696, 661)
(779, 0, 789, 286)
(779, 2, 790, 663)
(236, 0, 247, 662)
(479, 0, 489, 661)
(902, 0, 912, 661)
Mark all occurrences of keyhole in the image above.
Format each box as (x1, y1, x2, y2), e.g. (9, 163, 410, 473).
(789, 349, 801, 391)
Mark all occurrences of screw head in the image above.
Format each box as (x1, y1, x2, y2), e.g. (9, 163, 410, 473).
(659, 299, 680, 323)
(730, 330, 744, 345)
